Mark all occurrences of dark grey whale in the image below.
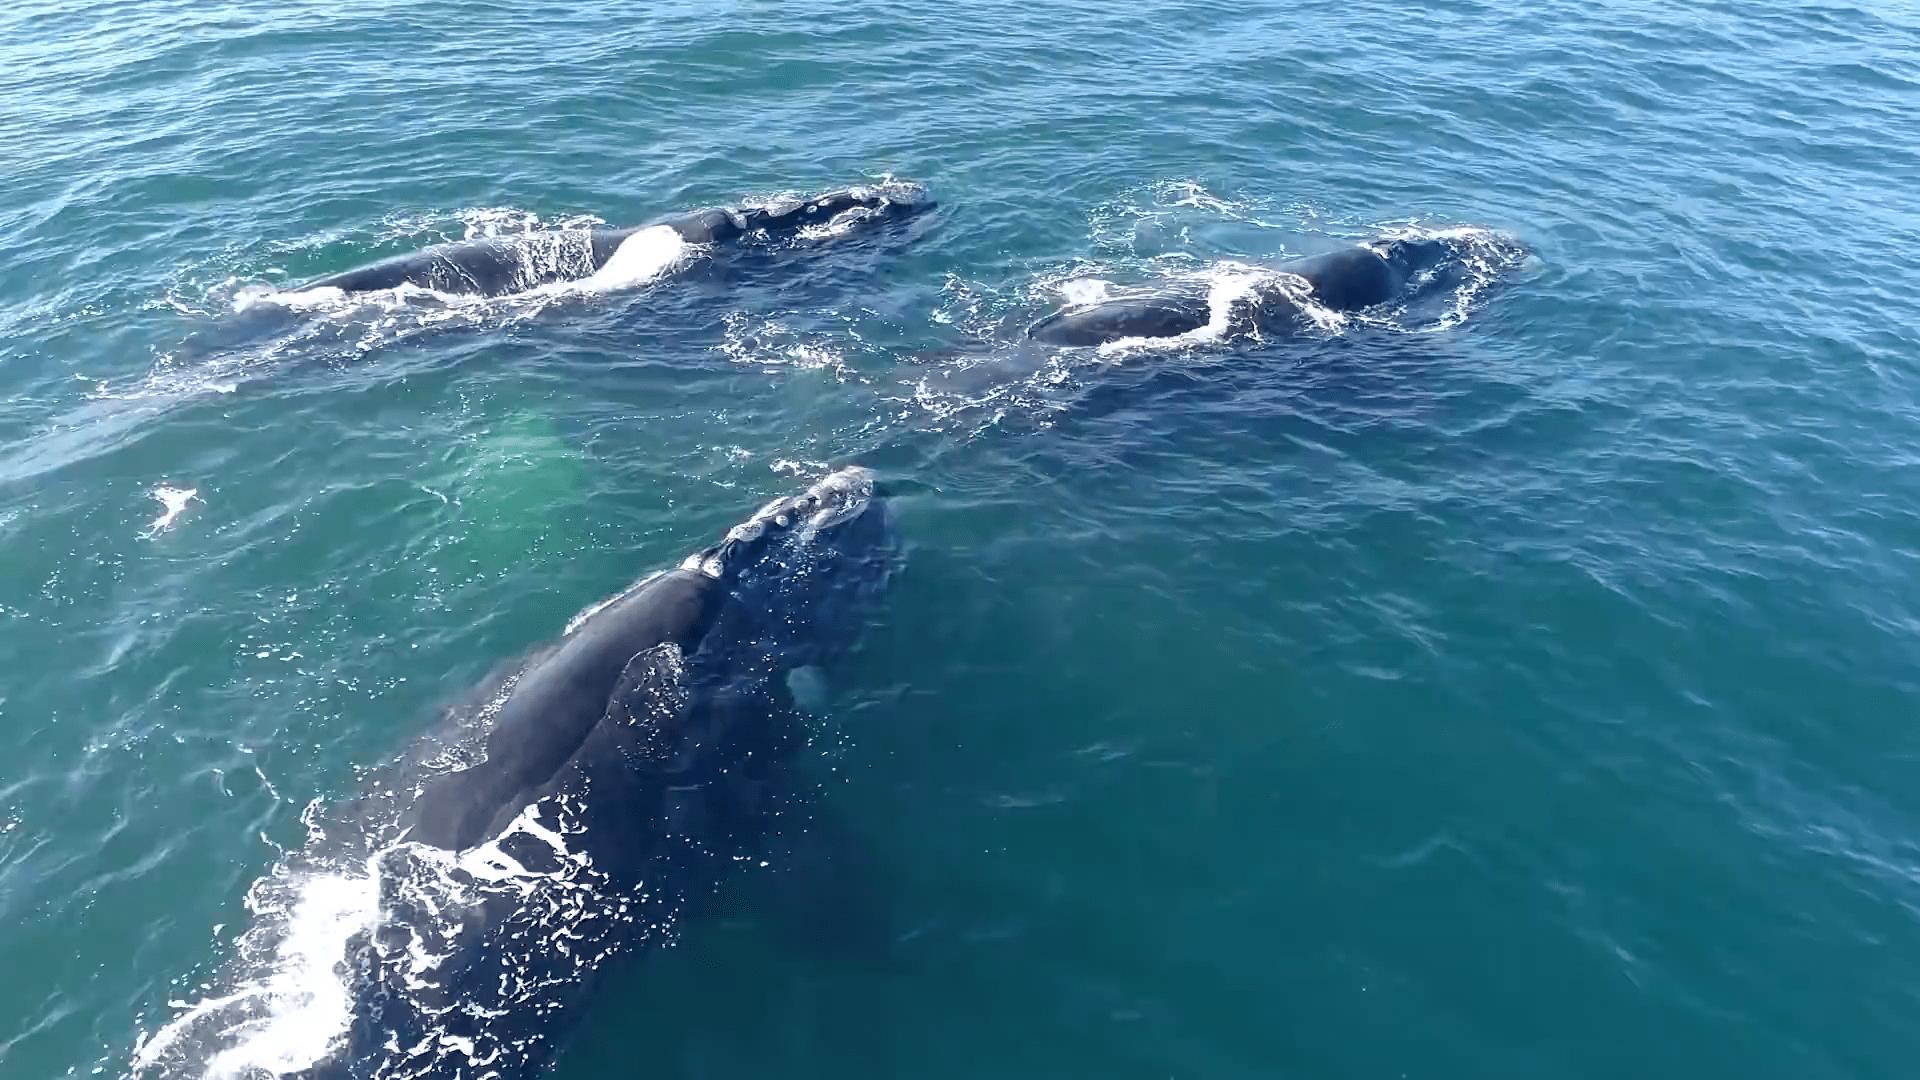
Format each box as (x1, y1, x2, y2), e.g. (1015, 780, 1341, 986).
(1025, 236, 1459, 346)
(301, 182, 930, 297)
(133, 468, 895, 1080)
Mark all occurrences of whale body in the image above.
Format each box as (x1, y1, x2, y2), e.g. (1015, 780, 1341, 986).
(133, 468, 895, 1080)
(301, 182, 930, 297)
(1025, 236, 1462, 346)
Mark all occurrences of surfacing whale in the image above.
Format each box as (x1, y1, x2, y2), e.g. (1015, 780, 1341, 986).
(300, 181, 930, 297)
(132, 468, 895, 1080)
(1025, 235, 1476, 346)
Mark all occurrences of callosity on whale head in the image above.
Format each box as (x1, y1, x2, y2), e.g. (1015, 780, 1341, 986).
(1372, 235, 1452, 282)
(685, 466, 895, 676)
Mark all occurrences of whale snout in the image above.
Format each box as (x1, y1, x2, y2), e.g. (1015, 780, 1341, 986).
(758, 465, 879, 537)
(687, 467, 886, 580)
(1377, 236, 1451, 278)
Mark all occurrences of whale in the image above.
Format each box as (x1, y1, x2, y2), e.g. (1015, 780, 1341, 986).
(1025, 235, 1461, 346)
(298, 182, 930, 297)
(132, 468, 896, 1080)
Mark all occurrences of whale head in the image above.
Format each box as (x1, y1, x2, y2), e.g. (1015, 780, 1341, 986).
(1375, 235, 1452, 283)
(684, 467, 895, 674)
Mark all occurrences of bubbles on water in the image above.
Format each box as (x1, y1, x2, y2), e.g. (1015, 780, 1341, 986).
(717, 311, 857, 378)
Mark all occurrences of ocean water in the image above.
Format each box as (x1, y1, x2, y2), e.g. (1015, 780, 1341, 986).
(4, 0, 1920, 1076)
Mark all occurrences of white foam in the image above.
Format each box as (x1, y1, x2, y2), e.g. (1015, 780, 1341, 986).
(770, 458, 829, 477)
(1159, 180, 1240, 213)
(715, 313, 852, 377)
(202, 868, 382, 1077)
(141, 486, 198, 537)
(234, 284, 343, 313)
(132, 862, 382, 1078)
(1057, 278, 1115, 307)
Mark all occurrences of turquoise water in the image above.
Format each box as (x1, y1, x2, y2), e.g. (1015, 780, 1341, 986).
(5, 0, 1920, 1076)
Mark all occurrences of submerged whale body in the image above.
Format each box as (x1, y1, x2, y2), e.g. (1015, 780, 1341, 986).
(132, 468, 895, 1080)
(300, 181, 930, 297)
(1025, 235, 1468, 346)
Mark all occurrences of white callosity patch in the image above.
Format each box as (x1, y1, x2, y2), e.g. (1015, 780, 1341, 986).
(682, 466, 876, 580)
(743, 176, 928, 242)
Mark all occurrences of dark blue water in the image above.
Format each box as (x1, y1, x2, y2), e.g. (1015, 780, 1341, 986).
(3, 1, 1919, 1076)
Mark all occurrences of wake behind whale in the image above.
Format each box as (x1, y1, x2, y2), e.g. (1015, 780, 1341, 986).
(131, 468, 896, 1080)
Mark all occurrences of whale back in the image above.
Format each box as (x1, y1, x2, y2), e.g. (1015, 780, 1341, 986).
(658, 184, 928, 245)
(1027, 293, 1214, 345)
(295, 182, 931, 297)
(402, 568, 725, 852)
(305, 233, 602, 295)
(1281, 246, 1401, 310)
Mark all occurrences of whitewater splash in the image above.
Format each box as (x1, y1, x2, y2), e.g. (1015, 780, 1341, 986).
(127, 675, 648, 1080)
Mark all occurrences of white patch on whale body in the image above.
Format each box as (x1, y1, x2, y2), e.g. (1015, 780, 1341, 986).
(566, 225, 690, 295)
(1091, 262, 1330, 356)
